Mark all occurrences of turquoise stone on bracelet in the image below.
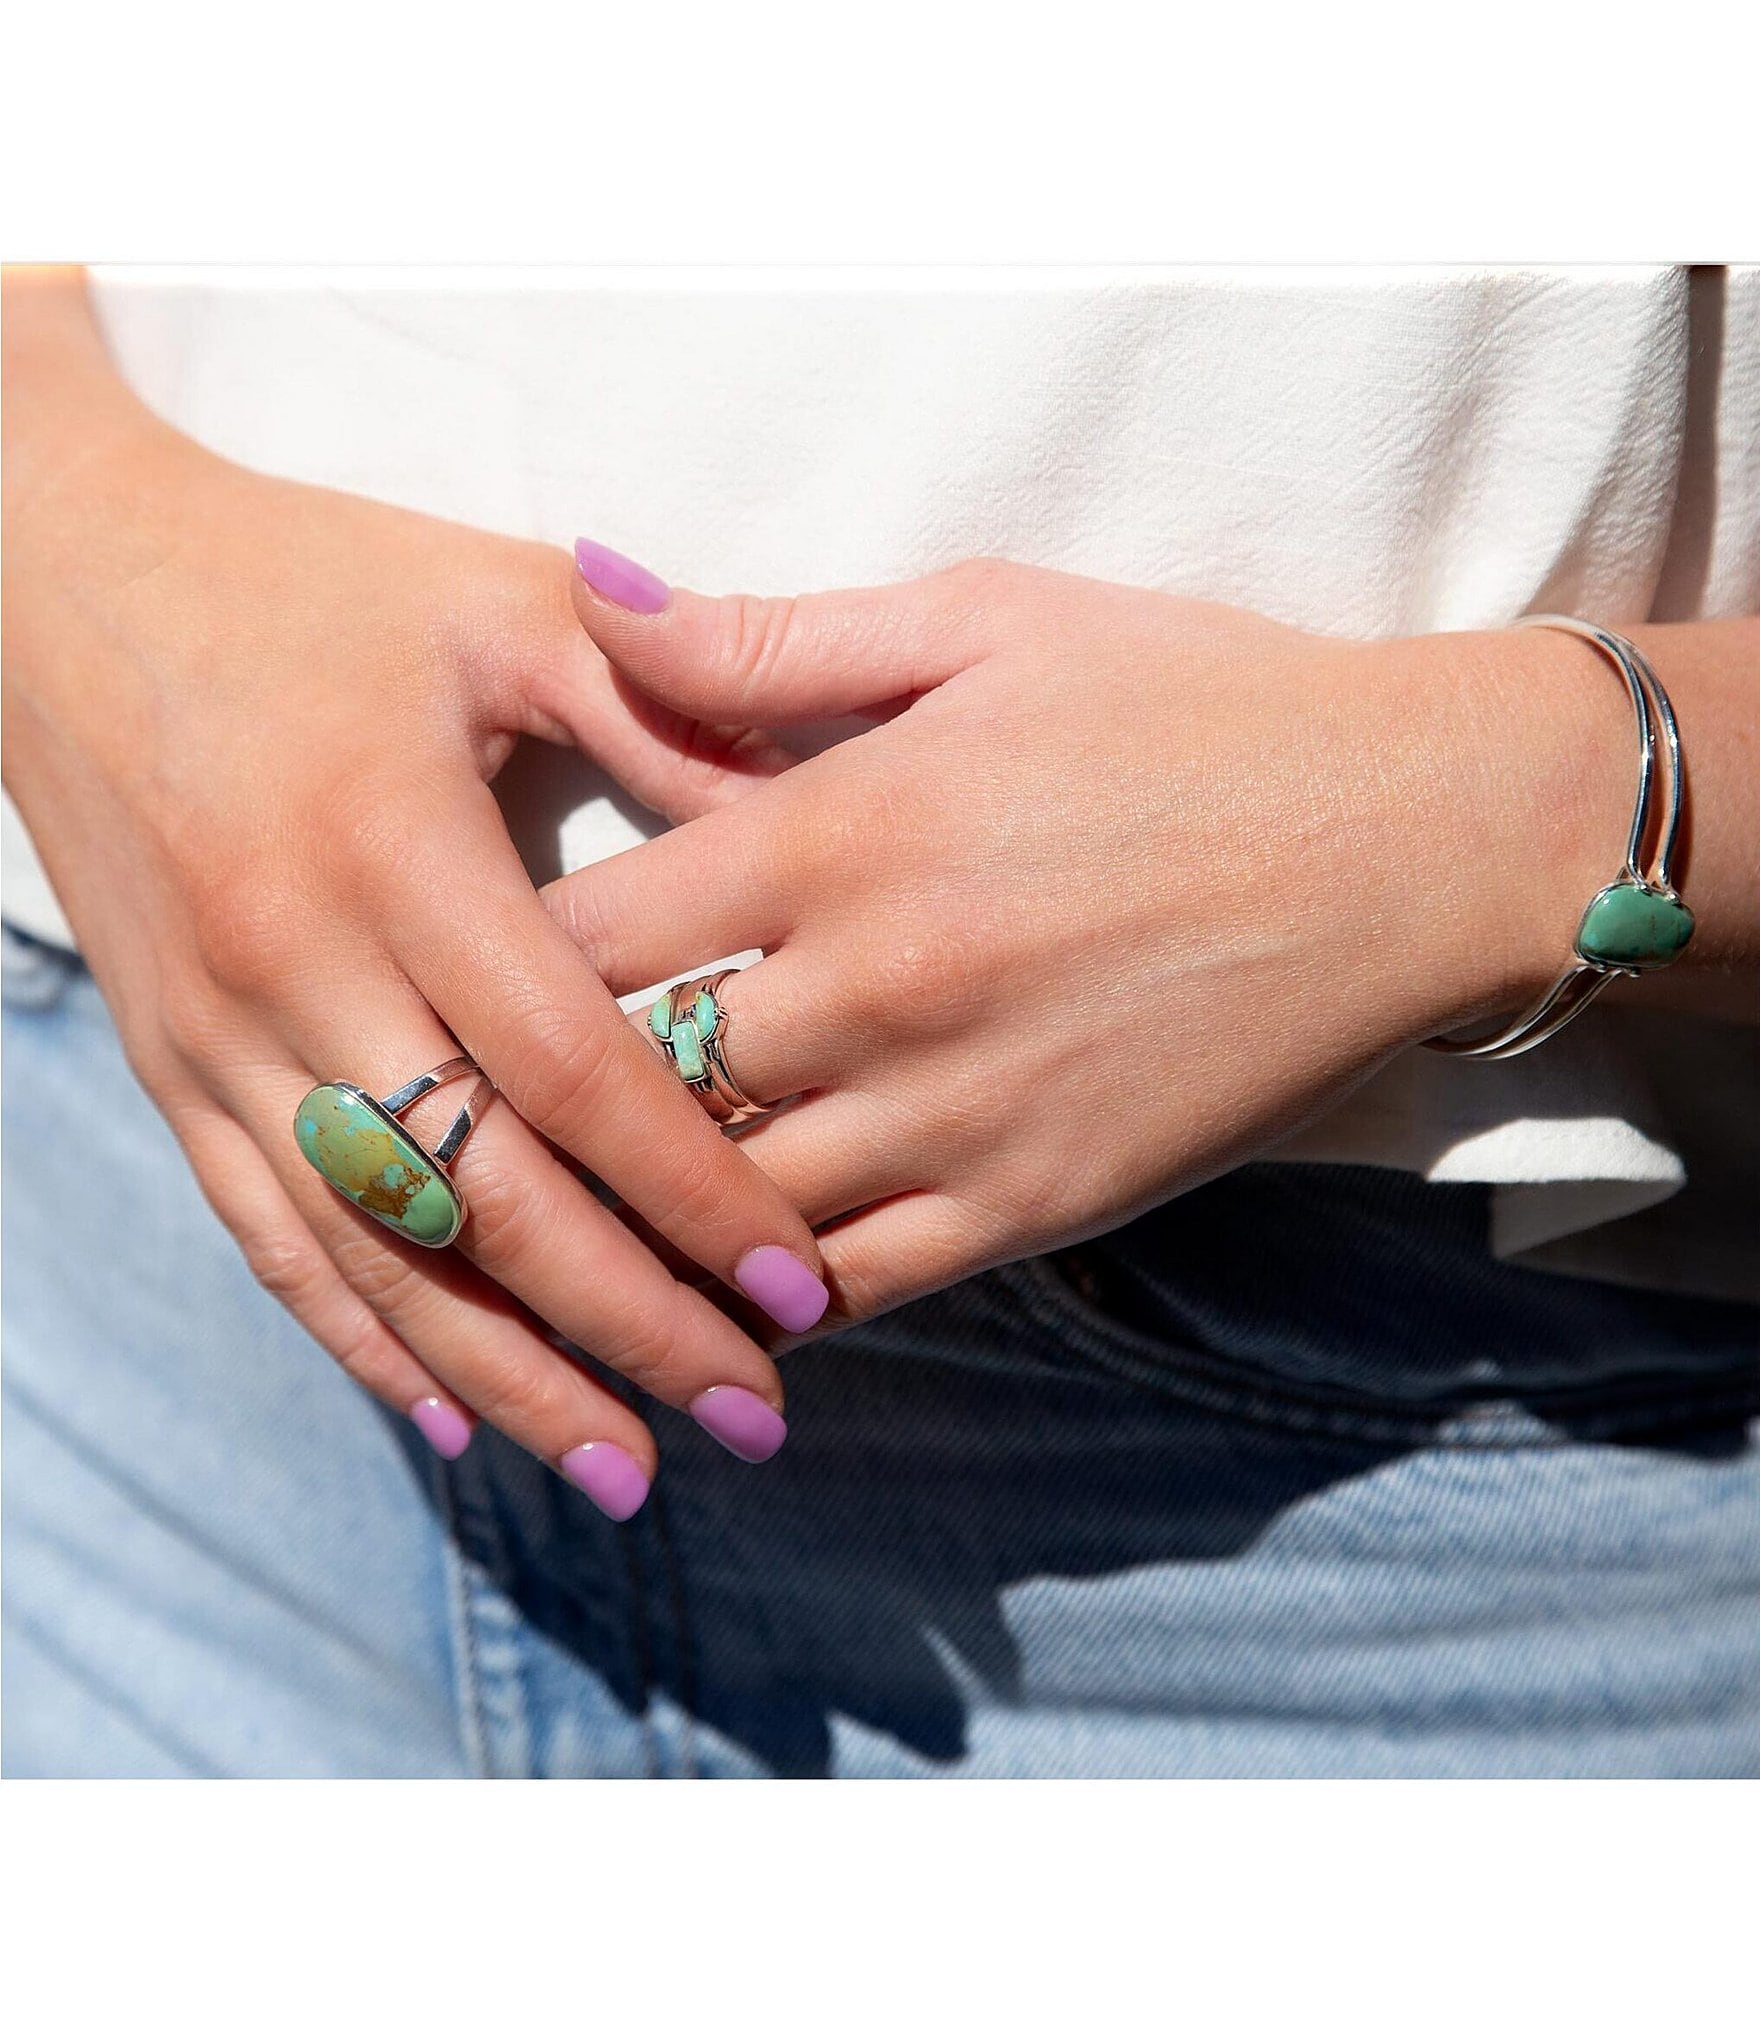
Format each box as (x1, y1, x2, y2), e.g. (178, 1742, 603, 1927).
(1575, 881, 1696, 971)
(294, 1084, 464, 1247)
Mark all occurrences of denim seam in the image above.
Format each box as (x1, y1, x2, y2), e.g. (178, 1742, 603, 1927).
(430, 1457, 494, 1779)
(646, 1485, 700, 1780)
(1000, 1258, 1760, 1448)
(430, 1450, 547, 1778)
(618, 1528, 664, 1781)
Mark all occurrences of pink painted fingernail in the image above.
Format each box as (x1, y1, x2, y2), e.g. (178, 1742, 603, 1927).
(735, 1245, 830, 1335)
(558, 1441, 651, 1520)
(408, 1397, 472, 1460)
(574, 538, 670, 614)
(690, 1384, 788, 1464)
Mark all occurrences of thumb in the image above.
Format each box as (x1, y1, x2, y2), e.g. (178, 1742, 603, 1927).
(571, 540, 1004, 724)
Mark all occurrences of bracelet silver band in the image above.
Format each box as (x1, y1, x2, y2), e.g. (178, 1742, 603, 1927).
(1425, 614, 1693, 1063)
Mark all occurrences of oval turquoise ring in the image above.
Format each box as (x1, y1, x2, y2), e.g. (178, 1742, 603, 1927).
(294, 1057, 494, 1249)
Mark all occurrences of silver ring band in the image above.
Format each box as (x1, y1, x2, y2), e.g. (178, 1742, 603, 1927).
(648, 970, 772, 1124)
(378, 1056, 496, 1164)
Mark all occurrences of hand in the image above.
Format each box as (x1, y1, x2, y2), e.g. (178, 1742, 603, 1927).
(546, 548, 1631, 1334)
(2, 285, 826, 1508)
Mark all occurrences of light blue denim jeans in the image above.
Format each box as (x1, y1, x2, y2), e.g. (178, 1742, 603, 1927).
(5, 924, 1758, 1777)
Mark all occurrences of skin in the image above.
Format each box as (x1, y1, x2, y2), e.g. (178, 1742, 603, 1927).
(8, 269, 1755, 1478)
(2, 267, 823, 1484)
(548, 560, 1759, 1339)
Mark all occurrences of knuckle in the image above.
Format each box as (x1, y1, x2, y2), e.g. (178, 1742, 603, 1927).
(455, 1154, 543, 1266)
(460, 1361, 579, 1450)
(331, 800, 410, 878)
(186, 869, 308, 1002)
(239, 1225, 323, 1308)
(828, 1210, 972, 1329)
(310, 752, 420, 875)
(819, 1255, 891, 1329)
(630, 1131, 743, 1243)
(975, 1149, 1070, 1233)
(591, 1298, 687, 1400)
(712, 592, 800, 705)
(116, 1025, 186, 1102)
(775, 756, 912, 880)
(497, 1001, 626, 1134)
(156, 978, 242, 1067)
(328, 1227, 427, 1317)
(325, 1323, 402, 1401)
(940, 555, 1016, 605)
(235, 1218, 409, 1408)
(541, 868, 615, 973)
(860, 920, 988, 1038)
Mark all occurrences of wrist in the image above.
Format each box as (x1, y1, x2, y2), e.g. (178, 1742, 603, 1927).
(3, 275, 155, 513)
(1356, 625, 1635, 1039)
(2, 392, 243, 795)
(3, 391, 240, 632)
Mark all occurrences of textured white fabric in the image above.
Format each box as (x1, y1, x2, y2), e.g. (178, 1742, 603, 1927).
(4, 266, 1755, 1293)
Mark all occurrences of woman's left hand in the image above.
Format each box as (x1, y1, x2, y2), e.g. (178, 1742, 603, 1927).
(544, 551, 1630, 1334)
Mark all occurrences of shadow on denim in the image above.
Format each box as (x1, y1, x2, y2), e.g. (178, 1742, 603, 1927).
(405, 1165, 1760, 1777)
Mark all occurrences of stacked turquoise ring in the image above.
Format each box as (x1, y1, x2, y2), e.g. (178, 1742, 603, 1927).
(294, 1056, 495, 1248)
(1428, 614, 1694, 1062)
(648, 971, 770, 1125)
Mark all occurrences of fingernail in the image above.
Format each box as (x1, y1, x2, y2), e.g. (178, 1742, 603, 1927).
(735, 1245, 830, 1335)
(574, 538, 670, 614)
(690, 1384, 789, 1464)
(408, 1397, 472, 1460)
(558, 1441, 651, 1521)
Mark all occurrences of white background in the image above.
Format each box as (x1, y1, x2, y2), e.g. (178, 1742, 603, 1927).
(1, 2, 1752, 2034)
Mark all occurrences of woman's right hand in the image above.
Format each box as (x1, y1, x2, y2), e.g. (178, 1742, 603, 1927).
(0, 271, 824, 1513)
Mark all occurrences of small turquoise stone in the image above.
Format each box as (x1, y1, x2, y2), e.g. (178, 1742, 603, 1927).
(294, 1084, 463, 1247)
(692, 989, 719, 1042)
(1576, 881, 1695, 971)
(671, 1016, 706, 1082)
(649, 990, 673, 1041)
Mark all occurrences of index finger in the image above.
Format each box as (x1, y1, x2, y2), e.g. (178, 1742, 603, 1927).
(383, 782, 829, 1335)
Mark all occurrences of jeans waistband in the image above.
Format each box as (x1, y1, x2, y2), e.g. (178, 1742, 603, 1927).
(1061, 1161, 1759, 1406)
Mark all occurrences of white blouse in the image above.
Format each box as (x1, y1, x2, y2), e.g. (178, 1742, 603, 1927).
(6, 266, 1755, 1297)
